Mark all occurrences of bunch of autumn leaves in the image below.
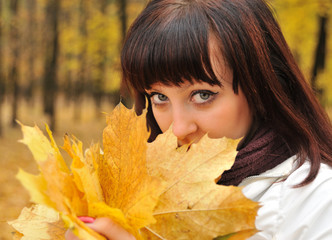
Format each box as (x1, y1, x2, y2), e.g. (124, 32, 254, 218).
(9, 104, 259, 240)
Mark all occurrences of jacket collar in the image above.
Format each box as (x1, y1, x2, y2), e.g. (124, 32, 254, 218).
(239, 156, 298, 201)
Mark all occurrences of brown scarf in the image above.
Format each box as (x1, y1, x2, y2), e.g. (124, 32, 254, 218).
(217, 125, 293, 186)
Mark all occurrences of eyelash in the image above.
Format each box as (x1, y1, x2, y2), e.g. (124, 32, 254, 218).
(146, 90, 218, 106)
(147, 92, 168, 106)
(191, 90, 218, 105)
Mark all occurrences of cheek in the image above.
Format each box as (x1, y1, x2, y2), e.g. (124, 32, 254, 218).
(152, 109, 172, 133)
(202, 108, 235, 138)
(204, 99, 252, 139)
(232, 104, 252, 138)
(226, 97, 252, 138)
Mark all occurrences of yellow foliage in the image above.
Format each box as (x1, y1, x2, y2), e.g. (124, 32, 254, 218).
(144, 128, 258, 239)
(9, 103, 259, 240)
(8, 204, 66, 240)
(273, 0, 321, 76)
(273, 0, 332, 104)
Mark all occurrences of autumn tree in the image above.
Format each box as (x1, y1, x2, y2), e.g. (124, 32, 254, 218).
(273, 0, 332, 105)
(117, 0, 132, 107)
(9, 0, 20, 127)
(118, 0, 127, 43)
(43, 0, 60, 131)
(25, 0, 37, 103)
(72, 0, 89, 120)
(311, 12, 328, 102)
(92, 0, 109, 116)
(0, 0, 3, 136)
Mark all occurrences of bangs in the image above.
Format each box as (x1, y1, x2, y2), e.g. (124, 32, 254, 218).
(121, 2, 221, 93)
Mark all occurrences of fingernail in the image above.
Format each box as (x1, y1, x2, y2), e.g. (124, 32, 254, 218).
(78, 216, 95, 223)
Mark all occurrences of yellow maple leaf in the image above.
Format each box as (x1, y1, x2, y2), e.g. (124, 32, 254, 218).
(8, 204, 66, 240)
(142, 129, 259, 239)
(10, 103, 258, 240)
(11, 104, 164, 240)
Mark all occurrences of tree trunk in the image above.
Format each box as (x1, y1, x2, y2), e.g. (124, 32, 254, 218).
(26, 0, 37, 103)
(43, 0, 60, 131)
(118, 0, 127, 44)
(0, 102, 2, 137)
(0, 0, 4, 136)
(93, 0, 109, 116)
(74, 0, 88, 121)
(311, 14, 328, 101)
(9, 0, 20, 127)
(117, 0, 132, 107)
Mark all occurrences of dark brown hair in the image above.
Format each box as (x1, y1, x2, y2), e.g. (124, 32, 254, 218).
(121, 0, 332, 186)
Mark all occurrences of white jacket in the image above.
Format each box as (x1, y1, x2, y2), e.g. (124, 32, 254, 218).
(240, 156, 332, 240)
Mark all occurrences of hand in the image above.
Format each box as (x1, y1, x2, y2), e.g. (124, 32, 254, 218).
(65, 217, 136, 240)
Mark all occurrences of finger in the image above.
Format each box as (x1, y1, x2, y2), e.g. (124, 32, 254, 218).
(88, 217, 136, 240)
(78, 216, 95, 223)
(65, 230, 80, 240)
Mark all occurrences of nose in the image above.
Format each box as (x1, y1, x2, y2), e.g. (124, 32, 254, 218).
(171, 108, 197, 144)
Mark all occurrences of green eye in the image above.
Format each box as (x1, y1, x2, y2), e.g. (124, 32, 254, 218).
(191, 90, 218, 104)
(150, 93, 168, 104)
(199, 92, 210, 100)
(158, 94, 168, 101)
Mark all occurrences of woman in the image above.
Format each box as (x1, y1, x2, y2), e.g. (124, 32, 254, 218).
(66, 0, 332, 239)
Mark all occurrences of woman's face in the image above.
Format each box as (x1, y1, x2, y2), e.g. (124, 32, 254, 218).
(145, 43, 252, 146)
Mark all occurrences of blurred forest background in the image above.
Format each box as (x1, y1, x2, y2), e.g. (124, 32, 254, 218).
(0, 0, 332, 239)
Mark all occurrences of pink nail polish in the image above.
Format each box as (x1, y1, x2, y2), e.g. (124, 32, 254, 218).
(78, 216, 95, 223)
